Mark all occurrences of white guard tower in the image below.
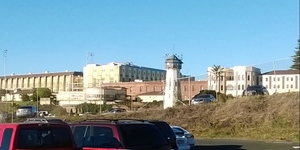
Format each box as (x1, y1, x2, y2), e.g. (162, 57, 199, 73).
(163, 54, 183, 109)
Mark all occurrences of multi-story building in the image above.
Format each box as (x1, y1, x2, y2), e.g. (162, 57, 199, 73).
(83, 62, 167, 87)
(102, 80, 207, 101)
(261, 70, 299, 94)
(208, 66, 262, 96)
(0, 71, 83, 101)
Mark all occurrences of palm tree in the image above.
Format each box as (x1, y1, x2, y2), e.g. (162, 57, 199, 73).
(210, 65, 224, 97)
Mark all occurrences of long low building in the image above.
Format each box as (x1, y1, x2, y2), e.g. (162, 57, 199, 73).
(0, 71, 83, 94)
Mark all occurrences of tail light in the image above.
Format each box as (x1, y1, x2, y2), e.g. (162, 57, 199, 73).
(191, 134, 194, 138)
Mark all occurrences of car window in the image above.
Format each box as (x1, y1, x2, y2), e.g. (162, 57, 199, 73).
(17, 127, 73, 149)
(77, 126, 121, 148)
(172, 127, 185, 133)
(149, 121, 176, 140)
(119, 124, 168, 147)
(0, 128, 13, 150)
(73, 125, 91, 147)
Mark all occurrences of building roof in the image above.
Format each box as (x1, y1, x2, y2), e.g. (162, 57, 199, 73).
(137, 91, 164, 96)
(165, 54, 183, 64)
(0, 71, 83, 79)
(262, 70, 300, 75)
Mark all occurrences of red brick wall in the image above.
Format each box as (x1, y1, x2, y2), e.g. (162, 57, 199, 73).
(103, 80, 207, 100)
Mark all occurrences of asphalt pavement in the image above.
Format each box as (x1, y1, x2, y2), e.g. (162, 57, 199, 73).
(192, 138, 299, 150)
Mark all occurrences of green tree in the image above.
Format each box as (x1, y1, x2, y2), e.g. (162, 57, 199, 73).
(290, 39, 300, 70)
(21, 93, 30, 101)
(31, 88, 53, 101)
(210, 65, 224, 95)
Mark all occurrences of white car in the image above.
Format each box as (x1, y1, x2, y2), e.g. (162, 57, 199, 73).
(171, 127, 190, 150)
(171, 126, 195, 147)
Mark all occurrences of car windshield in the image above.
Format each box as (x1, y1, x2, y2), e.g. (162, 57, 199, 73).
(198, 94, 211, 98)
(19, 106, 33, 109)
(247, 86, 261, 90)
(17, 126, 73, 149)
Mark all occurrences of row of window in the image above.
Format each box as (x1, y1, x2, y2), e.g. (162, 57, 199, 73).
(213, 83, 298, 91)
(265, 77, 296, 82)
(265, 84, 297, 89)
(128, 85, 204, 93)
(212, 75, 261, 82)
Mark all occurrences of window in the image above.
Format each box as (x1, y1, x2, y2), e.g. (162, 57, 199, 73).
(287, 85, 289, 88)
(291, 77, 294, 81)
(139, 86, 142, 92)
(273, 85, 276, 88)
(192, 85, 195, 91)
(119, 124, 167, 147)
(80, 126, 119, 148)
(265, 85, 268, 88)
(184, 85, 187, 91)
(291, 84, 293, 88)
(73, 125, 91, 147)
(238, 85, 240, 90)
(221, 85, 223, 90)
(242, 85, 244, 90)
(277, 78, 280, 81)
(1, 128, 13, 150)
(247, 75, 250, 81)
(287, 77, 289, 81)
(17, 127, 73, 149)
(273, 78, 276, 81)
(277, 85, 280, 88)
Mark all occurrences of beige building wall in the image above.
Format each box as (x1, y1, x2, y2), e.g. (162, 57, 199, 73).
(83, 62, 166, 87)
(0, 71, 83, 93)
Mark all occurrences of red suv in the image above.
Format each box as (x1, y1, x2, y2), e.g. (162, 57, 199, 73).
(70, 119, 171, 150)
(0, 122, 80, 150)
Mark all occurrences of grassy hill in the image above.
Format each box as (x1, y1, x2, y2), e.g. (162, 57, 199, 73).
(66, 92, 299, 142)
(1, 92, 298, 142)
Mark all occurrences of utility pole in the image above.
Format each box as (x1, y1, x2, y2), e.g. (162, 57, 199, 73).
(99, 79, 102, 114)
(3, 50, 8, 118)
(188, 76, 191, 106)
(36, 87, 39, 117)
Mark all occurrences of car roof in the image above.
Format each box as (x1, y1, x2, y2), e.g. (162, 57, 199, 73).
(23, 118, 67, 124)
(0, 122, 70, 128)
(71, 119, 155, 125)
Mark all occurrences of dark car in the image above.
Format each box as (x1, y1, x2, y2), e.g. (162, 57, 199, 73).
(69, 119, 171, 150)
(242, 85, 269, 96)
(191, 94, 215, 105)
(144, 120, 178, 150)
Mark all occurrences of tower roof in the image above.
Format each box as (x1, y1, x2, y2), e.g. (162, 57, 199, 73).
(165, 54, 183, 64)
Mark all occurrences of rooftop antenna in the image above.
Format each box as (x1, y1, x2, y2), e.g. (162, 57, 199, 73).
(172, 43, 175, 54)
(86, 52, 94, 64)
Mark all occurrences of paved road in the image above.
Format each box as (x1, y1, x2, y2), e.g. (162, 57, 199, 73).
(191, 138, 299, 150)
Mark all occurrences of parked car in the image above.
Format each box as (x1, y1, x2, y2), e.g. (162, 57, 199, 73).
(23, 118, 67, 124)
(144, 120, 178, 150)
(16, 105, 37, 118)
(242, 85, 269, 96)
(191, 94, 215, 105)
(171, 126, 195, 147)
(69, 119, 171, 150)
(171, 127, 190, 150)
(104, 108, 127, 114)
(0, 121, 80, 150)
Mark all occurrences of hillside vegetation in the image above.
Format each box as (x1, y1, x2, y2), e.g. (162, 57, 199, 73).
(67, 92, 299, 142)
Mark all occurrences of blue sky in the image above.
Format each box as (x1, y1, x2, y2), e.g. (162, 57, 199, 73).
(0, 0, 298, 79)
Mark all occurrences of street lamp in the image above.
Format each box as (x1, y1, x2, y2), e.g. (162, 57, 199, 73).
(3, 50, 8, 114)
(36, 87, 39, 117)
